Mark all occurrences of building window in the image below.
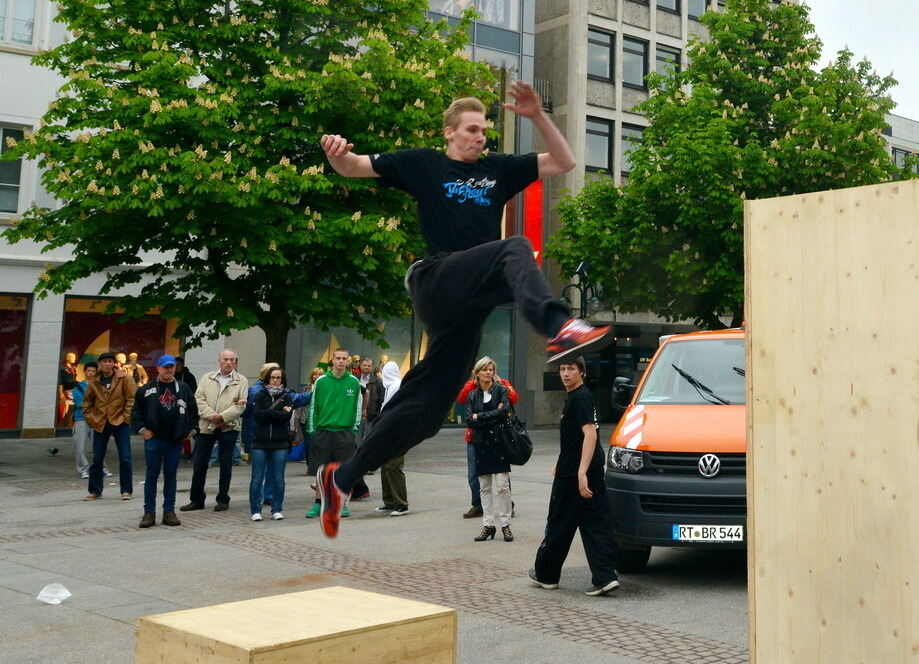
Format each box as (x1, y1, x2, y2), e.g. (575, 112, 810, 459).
(656, 44, 681, 76)
(622, 37, 649, 89)
(688, 0, 708, 18)
(58, 297, 182, 427)
(587, 28, 614, 80)
(428, 0, 519, 31)
(0, 294, 29, 431)
(0, 0, 37, 46)
(657, 0, 679, 12)
(586, 117, 613, 172)
(892, 147, 918, 173)
(0, 127, 24, 214)
(621, 123, 644, 174)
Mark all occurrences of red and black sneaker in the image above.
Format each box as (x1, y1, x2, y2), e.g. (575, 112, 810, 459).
(316, 462, 346, 538)
(546, 318, 614, 363)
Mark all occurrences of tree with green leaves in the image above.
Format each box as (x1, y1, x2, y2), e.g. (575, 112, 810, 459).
(3, 0, 496, 360)
(548, 0, 911, 329)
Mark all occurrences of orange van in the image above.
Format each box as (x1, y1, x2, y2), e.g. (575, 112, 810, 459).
(605, 328, 746, 572)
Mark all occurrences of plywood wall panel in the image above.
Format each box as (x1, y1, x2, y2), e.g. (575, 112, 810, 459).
(744, 180, 918, 663)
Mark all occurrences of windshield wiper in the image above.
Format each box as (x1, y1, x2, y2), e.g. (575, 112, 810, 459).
(733, 366, 745, 377)
(671, 363, 731, 405)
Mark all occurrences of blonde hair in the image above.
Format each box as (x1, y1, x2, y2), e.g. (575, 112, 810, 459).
(309, 367, 325, 384)
(258, 362, 281, 381)
(472, 356, 500, 384)
(443, 97, 485, 129)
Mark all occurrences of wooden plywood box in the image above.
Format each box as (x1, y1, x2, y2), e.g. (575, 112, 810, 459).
(744, 180, 918, 663)
(135, 586, 456, 664)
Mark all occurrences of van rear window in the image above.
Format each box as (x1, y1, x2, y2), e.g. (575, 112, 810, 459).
(637, 338, 745, 405)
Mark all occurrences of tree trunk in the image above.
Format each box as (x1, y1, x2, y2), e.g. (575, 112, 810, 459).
(730, 307, 745, 328)
(259, 311, 291, 365)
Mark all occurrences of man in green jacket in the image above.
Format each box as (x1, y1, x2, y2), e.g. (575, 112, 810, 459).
(305, 348, 362, 519)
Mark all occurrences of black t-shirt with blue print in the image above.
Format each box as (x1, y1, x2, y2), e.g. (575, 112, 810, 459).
(369, 148, 539, 255)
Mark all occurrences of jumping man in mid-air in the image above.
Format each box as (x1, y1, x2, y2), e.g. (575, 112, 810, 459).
(316, 80, 613, 538)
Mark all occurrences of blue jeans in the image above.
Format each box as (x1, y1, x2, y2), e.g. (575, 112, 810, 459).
(467, 442, 481, 509)
(88, 423, 132, 496)
(143, 436, 182, 514)
(249, 448, 287, 514)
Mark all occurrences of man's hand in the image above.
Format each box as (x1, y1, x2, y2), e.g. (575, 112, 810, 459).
(320, 134, 355, 158)
(578, 472, 593, 499)
(503, 80, 543, 119)
(141, 430, 154, 441)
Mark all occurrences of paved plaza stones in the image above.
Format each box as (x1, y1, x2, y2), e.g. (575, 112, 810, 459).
(0, 428, 748, 664)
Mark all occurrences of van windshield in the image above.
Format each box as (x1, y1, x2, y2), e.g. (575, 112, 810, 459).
(637, 338, 746, 405)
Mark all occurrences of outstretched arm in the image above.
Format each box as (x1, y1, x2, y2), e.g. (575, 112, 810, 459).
(503, 80, 576, 178)
(320, 135, 380, 178)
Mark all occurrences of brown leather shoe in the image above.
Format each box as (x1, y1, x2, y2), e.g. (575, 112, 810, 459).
(179, 502, 204, 512)
(463, 507, 483, 519)
(120, 493, 132, 500)
(139, 513, 156, 528)
(162, 512, 181, 527)
(84, 493, 101, 501)
(213, 503, 228, 512)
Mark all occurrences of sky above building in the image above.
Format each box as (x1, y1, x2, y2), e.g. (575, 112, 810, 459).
(806, 0, 919, 120)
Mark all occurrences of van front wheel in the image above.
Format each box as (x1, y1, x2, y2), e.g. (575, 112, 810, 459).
(611, 541, 651, 573)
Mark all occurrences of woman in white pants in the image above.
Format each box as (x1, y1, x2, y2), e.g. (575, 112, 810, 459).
(71, 362, 109, 479)
(465, 357, 514, 542)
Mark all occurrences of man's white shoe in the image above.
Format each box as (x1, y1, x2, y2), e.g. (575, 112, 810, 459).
(251, 513, 262, 521)
(272, 512, 284, 520)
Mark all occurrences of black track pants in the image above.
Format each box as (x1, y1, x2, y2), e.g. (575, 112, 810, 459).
(334, 237, 569, 489)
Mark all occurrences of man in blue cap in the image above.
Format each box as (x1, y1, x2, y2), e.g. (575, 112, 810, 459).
(131, 355, 199, 528)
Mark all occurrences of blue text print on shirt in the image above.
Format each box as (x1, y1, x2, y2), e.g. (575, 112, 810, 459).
(443, 176, 497, 206)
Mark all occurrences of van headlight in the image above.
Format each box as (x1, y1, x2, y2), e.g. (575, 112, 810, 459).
(608, 447, 644, 473)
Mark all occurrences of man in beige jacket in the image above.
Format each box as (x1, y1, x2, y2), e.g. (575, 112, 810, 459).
(180, 349, 248, 512)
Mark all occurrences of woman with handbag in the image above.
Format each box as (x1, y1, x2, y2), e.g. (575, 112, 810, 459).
(249, 367, 294, 521)
(465, 357, 514, 542)
(457, 363, 518, 519)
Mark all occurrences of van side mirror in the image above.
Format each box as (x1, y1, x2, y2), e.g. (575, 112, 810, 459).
(613, 376, 637, 394)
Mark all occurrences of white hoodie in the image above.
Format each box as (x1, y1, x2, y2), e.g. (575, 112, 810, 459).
(381, 361, 402, 409)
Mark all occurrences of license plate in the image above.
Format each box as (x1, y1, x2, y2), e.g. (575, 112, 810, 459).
(672, 524, 744, 542)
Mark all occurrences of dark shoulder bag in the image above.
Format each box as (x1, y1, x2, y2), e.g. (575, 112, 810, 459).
(500, 402, 533, 466)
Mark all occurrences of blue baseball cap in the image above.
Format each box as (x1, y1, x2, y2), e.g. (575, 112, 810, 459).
(157, 354, 177, 368)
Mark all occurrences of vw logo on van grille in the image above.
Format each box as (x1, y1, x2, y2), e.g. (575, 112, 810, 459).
(698, 454, 721, 478)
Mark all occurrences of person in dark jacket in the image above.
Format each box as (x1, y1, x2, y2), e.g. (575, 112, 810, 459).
(131, 355, 199, 528)
(174, 356, 197, 392)
(249, 366, 294, 521)
(175, 356, 198, 459)
(466, 357, 513, 542)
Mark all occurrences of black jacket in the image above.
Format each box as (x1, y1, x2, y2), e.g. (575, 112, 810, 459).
(466, 382, 511, 476)
(253, 389, 294, 450)
(177, 367, 197, 393)
(363, 374, 384, 422)
(131, 380, 198, 442)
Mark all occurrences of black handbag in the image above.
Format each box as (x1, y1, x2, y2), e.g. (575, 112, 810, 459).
(499, 406, 533, 466)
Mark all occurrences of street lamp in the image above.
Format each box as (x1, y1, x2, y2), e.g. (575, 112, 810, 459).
(562, 260, 600, 319)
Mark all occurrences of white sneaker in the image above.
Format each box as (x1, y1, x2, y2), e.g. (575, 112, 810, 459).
(373, 505, 391, 513)
(251, 513, 262, 521)
(80, 471, 89, 479)
(390, 506, 410, 516)
(272, 512, 284, 520)
(103, 470, 113, 477)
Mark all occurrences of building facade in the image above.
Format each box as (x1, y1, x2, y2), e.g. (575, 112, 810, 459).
(4, 0, 917, 433)
(0, 2, 222, 437)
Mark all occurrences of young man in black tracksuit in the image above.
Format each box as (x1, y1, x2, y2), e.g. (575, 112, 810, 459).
(315, 80, 614, 538)
(529, 356, 620, 596)
(131, 355, 199, 528)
